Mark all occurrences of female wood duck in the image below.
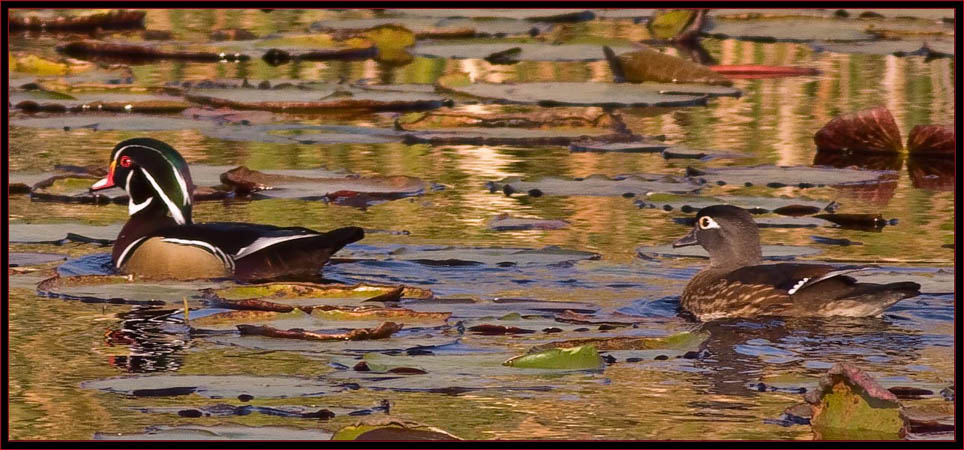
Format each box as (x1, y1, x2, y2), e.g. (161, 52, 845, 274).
(672, 205, 920, 321)
(90, 138, 364, 281)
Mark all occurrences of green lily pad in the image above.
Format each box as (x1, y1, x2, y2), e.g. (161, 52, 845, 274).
(503, 345, 604, 370)
(384, 9, 593, 21)
(37, 274, 225, 305)
(686, 165, 897, 187)
(311, 17, 551, 37)
(612, 46, 733, 86)
(811, 39, 954, 58)
(9, 114, 216, 131)
(81, 374, 340, 398)
(526, 331, 708, 353)
(207, 282, 433, 305)
(402, 127, 634, 147)
(636, 193, 833, 213)
(805, 363, 906, 440)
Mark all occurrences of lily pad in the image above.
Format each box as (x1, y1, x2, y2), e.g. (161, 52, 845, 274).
(637, 244, 821, 260)
(804, 363, 906, 440)
(11, 10, 145, 31)
(237, 322, 404, 341)
(185, 86, 451, 113)
(401, 127, 635, 147)
(8, 252, 68, 267)
(609, 46, 733, 86)
(705, 18, 876, 43)
(526, 331, 708, 353)
(906, 124, 954, 156)
(201, 123, 403, 145)
(486, 214, 568, 231)
(489, 174, 698, 197)
(96, 425, 333, 441)
(437, 76, 736, 108)
(635, 193, 833, 214)
(311, 17, 551, 38)
(206, 282, 433, 307)
(569, 139, 669, 153)
(413, 42, 635, 61)
(81, 374, 340, 398)
(9, 114, 217, 131)
(503, 345, 604, 370)
(341, 245, 600, 267)
(332, 419, 461, 441)
(219, 166, 428, 203)
(385, 9, 594, 22)
(58, 40, 250, 63)
(813, 106, 904, 153)
(685, 165, 897, 188)
(9, 224, 122, 244)
(811, 39, 954, 58)
(37, 274, 225, 305)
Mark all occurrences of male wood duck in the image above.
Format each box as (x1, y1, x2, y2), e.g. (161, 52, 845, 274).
(90, 138, 364, 281)
(672, 205, 920, 321)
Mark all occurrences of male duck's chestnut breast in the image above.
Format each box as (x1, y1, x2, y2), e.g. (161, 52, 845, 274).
(120, 237, 231, 279)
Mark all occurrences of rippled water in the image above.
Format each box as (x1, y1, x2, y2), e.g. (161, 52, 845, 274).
(7, 8, 956, 441)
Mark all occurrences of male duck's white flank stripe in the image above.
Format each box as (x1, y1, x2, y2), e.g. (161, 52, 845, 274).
(116, 236, 148, 268)
(161, 238, 235, 272)
(234, 234, 320, 260)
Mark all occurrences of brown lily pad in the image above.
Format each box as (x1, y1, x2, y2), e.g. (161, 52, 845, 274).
(804, 363, 906, 440)
(57, 41, 250, 63)
(466, 324, 536, 335)
(606, 46, 733, 86)
(237, 322, 403, 341)
(813, 213, 890, 231)
(813, 106, 903, 153)
(185, 86, 450, 113)
(332, 418, 461, 440)
(10, 10, 146, 31)
(219, 166, 428, 202)
(906, 124, 954, 156)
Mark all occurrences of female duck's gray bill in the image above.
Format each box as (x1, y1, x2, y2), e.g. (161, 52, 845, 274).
(673, 228, 699, 248)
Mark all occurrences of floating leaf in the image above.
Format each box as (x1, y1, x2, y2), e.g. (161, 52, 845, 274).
(58, 41, 250, 63)
(811, 39, 954, 58)
(648, 10, 697, 40)
(637, 244, 820, 260)
(82, 374, 340, 398)
(237, 322, 403, 341)
(9, 54, 75, 76)
(384, 9, 593, 21)
(9, 224, 121, 244)
(488, 174, 698, 197)
(437, 77, 736, 108)
(206, 282, 433, 306)
(609, 46, 732, 86)
(37, 274, 223, 305)
(906, 124, 954, 156)
(636, 193, 833, 214)
(414, 42, 635, 61)
(526, 331, 708, 353)
(486, 214, 569, 231)
(705, 18, 875, 43)
(8, 252, 68, 267)
(402, 127, 634, 147)
(503, 345, 603, 370)
(804, 363, 906, 440)
(813, 213, 889, 231)
(10, 114, 217, 131)
(96, 425, 333, 440)
(685, 165, 897, 188)
(570, 139, 669, 153)
(360, 25, 415, 64)
(185, 86, 450, 113)
(11, 10, 145, 31)
(709, 65, 820, 79)
(332, 419, 460, 441)
(312, 17, 550, 38)
(219, 166, 428, 203)
(813, 106, 903, 153)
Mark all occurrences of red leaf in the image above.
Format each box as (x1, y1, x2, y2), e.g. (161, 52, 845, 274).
(710, 65, 820, 79)
(906, 124, 955, 156)
(813, 106, 903, 153)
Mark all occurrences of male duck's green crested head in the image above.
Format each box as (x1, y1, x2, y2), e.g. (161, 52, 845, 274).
(91, 138, 195, 225)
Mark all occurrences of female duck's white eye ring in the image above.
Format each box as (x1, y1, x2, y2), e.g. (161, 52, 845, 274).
(698, 216, 720, 230)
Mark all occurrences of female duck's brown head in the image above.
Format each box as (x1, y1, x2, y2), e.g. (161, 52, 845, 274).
(673, 205, 763, 269)
(91, 138, 195, 225)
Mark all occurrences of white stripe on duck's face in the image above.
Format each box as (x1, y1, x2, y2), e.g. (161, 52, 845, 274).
(126, 170, 155, 216)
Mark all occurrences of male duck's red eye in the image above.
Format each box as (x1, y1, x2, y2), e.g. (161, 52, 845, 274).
(119, 155, 133, 168)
